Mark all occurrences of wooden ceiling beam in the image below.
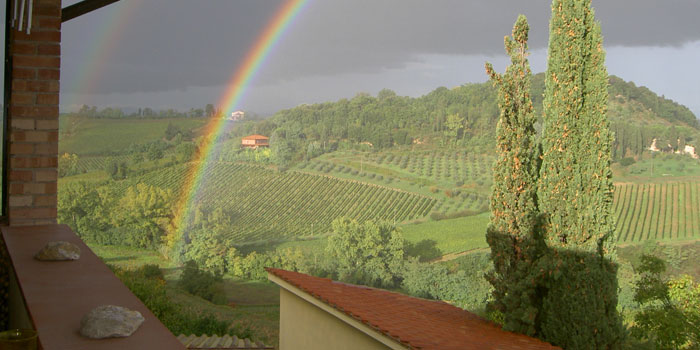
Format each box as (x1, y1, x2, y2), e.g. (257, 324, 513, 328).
(61, 0, 122, 23)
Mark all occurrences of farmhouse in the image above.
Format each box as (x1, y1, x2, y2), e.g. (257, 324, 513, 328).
(241, 134, 270, 148)
(648, 138, 660, 152)
(683, 144, 699, 159)
(230, 110, 245, 121)
(268, 268, 560, 350)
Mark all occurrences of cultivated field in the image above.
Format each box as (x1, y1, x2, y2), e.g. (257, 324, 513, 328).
(119, 162, 436, 243)
(74, 154, 133, 173)
(613, 182, 700, 243)
(367, 151, 493, 186)
(299, 150, 493, 216)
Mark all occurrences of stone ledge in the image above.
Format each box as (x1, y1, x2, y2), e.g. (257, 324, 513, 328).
(1, 224, 186, 350)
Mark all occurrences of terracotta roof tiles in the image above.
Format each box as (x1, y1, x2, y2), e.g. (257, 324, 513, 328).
(267, 268, 561, 350)
(242, 134, 269, 140)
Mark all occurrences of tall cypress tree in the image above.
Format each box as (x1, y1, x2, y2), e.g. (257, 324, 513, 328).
(484, 15, 542, 335)
(539, 0, 614, 255)
(538, 0, 622, 348)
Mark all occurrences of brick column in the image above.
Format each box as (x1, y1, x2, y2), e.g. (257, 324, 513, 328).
(6, 0, 61, 225)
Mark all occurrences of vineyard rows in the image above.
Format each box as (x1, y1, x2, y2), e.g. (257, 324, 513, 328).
(75, 155, 132, 173)
(368, 151, 494, 185)
(117, 162, 436, 243)
(613, 182, 700, 243)
(302, 151, 492, 214)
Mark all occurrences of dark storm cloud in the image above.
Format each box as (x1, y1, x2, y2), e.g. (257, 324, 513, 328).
(60, 0, 700, 94)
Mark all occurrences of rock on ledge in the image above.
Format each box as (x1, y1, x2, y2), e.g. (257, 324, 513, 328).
(34, 241, 81, 261)
(80, 305, 145, 339)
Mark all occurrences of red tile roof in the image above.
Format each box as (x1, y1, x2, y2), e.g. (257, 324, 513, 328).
(267, 268, 560, 350)
(242, 134, 269, 140)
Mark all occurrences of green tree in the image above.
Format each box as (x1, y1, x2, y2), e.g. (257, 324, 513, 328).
(632, 255, 700, 350)
(326, 217, 404, 288)
(270, 130, 292, 169)
(205, 104, 215, 117)
(175, 142, 197, 163)
(58, 153, 79, 177)
(164, 122, 180, 140)
(177, 260, 225, 304)
(444, 113, 465, 144)
(112, 184, 173, 249)
(105, 160, 128, 180)
(184, 208, 232, 275)
(540, 0, 615, 255)
(537, 0, 622, 348)
(483, 15, 542, 335)
(58, 182, 110, 241)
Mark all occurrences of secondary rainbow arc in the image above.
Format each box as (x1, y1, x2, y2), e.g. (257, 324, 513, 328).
(64, 0, 141, 109)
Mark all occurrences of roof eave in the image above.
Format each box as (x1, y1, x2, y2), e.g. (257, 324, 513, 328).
(267, 271, 409, 350)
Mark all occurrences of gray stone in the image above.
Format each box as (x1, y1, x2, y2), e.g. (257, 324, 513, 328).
(80, 305, 145, 339)
(34, 241, 81, 261)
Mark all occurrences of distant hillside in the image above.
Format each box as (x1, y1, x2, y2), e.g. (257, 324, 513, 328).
(231, 74, 698, 163)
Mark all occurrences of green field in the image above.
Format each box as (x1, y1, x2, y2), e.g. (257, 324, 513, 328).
(274, 213, 489, 258)
(613, 182, 700, 243)
(401, 213, 489, 256)
(115, 162, 436, 243)
(59, 116, 205, 156)
(623, 155, 700, 179)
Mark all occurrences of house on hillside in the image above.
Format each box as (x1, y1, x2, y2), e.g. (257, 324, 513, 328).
(684, 144, 699, 159)
(230, 110, 245, 121)
(648, 138, 660, 152)
(241, 134, 270, 148)
(267, 268, 560, 350)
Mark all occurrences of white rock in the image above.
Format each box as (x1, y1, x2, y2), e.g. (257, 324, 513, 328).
(34, 241, 80, 261)
(80, 305, 144, 339)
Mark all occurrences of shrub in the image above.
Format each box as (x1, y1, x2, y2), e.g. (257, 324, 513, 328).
(619, 157, 636, 166)
(141, 264, 164, 279)
(178, 260, 225, 304)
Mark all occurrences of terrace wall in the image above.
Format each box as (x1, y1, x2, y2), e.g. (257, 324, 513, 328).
(6, 0, 61, 225)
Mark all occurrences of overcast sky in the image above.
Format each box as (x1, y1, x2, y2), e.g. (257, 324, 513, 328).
(25, 1, 700, 116)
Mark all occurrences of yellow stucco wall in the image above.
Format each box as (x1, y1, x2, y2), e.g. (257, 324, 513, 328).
(279, 288, 394, 350)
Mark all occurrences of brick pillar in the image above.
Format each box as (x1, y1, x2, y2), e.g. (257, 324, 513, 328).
(6, 0, 61, 226)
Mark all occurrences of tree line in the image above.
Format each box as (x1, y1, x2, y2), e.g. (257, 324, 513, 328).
(227, 73, 698, 169)
(72, 103, 223, 119)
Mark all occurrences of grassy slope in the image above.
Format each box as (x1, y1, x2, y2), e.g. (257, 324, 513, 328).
(616, 155, 700, 180)
(90, 243, 280, 346)
(401, 213, 489, 255)
(59, 116, 205, 155)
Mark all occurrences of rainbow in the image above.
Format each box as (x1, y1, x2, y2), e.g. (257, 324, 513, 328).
(169, 0, 309, 249)
(62, 0, 141, 110)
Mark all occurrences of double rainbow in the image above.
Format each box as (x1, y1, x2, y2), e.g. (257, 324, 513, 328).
(63, 0, 141, 109)
(169, 0, 309, 247)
